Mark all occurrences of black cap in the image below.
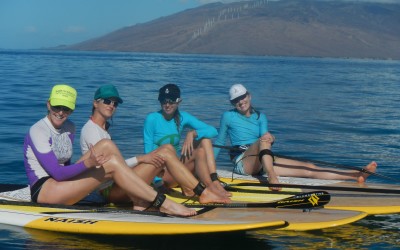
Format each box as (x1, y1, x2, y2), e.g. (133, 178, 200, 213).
(158, 84, 181, 102)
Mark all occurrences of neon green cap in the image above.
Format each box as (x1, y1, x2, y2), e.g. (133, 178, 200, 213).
(49, 84, 77, 110)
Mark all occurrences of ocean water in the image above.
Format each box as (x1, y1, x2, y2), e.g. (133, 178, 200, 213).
(0, 50, 399, 249)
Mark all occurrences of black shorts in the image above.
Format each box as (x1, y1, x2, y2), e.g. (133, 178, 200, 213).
(30, 176, 51, 202)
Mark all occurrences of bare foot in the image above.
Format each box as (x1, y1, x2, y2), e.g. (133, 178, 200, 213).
(357, 161, 378, 183)
(198, 187, 231, 204)
(267, 176, 281, 191)
(160, 199, 197, 217)
(212, 180, 232, 197)
(132, 198, 150, 211)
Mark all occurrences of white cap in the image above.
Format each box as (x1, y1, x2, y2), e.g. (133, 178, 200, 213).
(229, 84, 247, 101)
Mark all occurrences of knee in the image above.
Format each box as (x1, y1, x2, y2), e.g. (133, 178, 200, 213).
(157, 144, 176, 156)
(200, 138, 212, 145)
(195, 147, 206, 158)
(95, 138, 115, 149)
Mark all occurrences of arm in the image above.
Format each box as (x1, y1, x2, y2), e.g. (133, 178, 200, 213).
(259, 113, 269, 136)
(182, 111, 218, 140)
(28, 125, 87, 182)
(143, 113, 158, 154)
(34, 149, 87, 181)
(180, 111, 217, 157)
(213, 111, 230, 158)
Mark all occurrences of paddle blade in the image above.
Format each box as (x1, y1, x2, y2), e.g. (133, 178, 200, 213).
(184, 191, 330, 209)
(272, 191, 330, 209)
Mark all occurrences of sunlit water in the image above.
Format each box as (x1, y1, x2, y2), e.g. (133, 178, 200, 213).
(0, 50, 399, 249)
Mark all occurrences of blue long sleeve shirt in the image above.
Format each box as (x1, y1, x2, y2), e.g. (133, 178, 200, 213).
(143, 110, 218, 154)
(213, 109, 268, 158)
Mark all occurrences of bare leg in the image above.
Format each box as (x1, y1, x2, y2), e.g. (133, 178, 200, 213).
(179, 146, 230, 202)
(149, 144, 230, 203)
(199, 139, 232, 197)
(273, 158, 378, 183)
(258, 140, 281, 191)
(38, 139, 196, 217)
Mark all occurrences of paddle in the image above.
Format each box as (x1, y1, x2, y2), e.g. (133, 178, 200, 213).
(183, 191, 330, 209)
(213, 144, 399, 183)
(223, 182, 400, 195)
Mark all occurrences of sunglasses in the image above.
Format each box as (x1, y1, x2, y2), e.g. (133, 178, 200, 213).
(161, 99, 180, 105)
(99, 98, 119, 107)
(230, 93, 248, 105)
(51, 105, 72, 113)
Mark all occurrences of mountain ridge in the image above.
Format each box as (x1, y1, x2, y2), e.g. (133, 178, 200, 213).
(64, 0, 400, 60)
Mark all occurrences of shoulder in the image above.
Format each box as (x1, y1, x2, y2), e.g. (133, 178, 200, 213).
(179, 110, 192, 118)
(81, 120, 91, 130)
(259, 112, 267, 120)
(146, 111, 162, 119)
(29, 118, 48, 136)
(81, 120, 98, 135)
(225, 109, 236, 116)
(145, 111, 162, 123)
(177, 111, 196, 122)
(221, 109, 236, 119)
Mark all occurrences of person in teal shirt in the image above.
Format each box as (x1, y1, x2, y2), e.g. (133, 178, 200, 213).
(144, 84, 230, 200)
(214, 84, 378, 190)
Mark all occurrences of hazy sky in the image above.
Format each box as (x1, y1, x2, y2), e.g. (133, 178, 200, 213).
(0, 0, 398, 49)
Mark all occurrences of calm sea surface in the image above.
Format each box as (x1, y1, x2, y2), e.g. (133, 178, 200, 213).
(0, 50, 399, 249)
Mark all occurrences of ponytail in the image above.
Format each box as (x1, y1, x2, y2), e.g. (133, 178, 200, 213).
(174, 109, 181, 132)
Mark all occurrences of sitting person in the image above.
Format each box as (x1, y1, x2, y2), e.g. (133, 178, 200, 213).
(23, 84, 196, 216)
(144, 83, 230, 198)
(80, 84, 229, 204)
(213, 83, 378, 190)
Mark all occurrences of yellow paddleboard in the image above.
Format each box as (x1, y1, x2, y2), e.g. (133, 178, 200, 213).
(0, 202, 286, 235)
(167, 187, 367, 231)
(216, 176, 400, 215)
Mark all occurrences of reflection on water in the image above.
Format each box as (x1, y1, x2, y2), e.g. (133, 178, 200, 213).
(253, 215, 400, 249)
(1, 225, 270, 250)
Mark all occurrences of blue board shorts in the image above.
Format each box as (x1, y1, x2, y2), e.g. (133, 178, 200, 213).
(232, 152, 265, 176)
(232, 152, 247, 175)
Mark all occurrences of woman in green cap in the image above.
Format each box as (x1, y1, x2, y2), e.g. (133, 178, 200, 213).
(80, 84, 230, 205)
(23, 84, 196, 216)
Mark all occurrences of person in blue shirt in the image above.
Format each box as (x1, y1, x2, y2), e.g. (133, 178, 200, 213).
(144, 84, 230, 200)
(213, 84, 378, 190)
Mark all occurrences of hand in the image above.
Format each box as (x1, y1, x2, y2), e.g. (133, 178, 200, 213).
(138, 152, 165, 169)
(260, 132, 275, 144)
(180, 130, 196, 162)
(85, 144, 110, 168)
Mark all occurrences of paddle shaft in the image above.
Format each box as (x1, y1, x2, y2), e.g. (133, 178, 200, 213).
(224, 182, 400, 195)
(0, 191, 330, 216)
